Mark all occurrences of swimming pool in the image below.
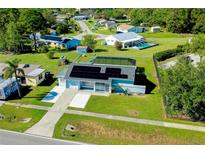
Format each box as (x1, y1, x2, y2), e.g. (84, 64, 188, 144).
(42, 86, 65, 103)
(132, 43, 157, 50)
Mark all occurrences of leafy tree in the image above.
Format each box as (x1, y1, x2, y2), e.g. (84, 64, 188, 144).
(6, 22, 22, 53)
(81, 35, 97, 52)
(186, 34, 205, 60)
(46, 51, 55, 59)
(3, 59, 24, 98)
(166, 9, 192, 33)
(192, 14, 205, 33)
(18, 9, 46, 51)
(160, 57, 205, 120)
(115, 41, 123, 50)
(41, 9, 56, 26)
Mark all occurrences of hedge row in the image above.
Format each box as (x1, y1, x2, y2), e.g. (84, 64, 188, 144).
(154, 45, 185, 61)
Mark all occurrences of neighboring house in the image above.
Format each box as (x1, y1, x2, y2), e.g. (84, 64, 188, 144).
(105, 32, 144, 48)
(76, 46, 91, 54)
(105, 21, 117, 29)
(151, 26, 161, 32)
(58, 56, 146, 94)
(0, 77, 18, 100)
(97, 19, 107, 26)
(0, 63, 46, 87)
(161, 54, 201, 69)
(39, 35, 80, 49)
(73, 15, 89, 20)
(117, 24, 137, 33)
(17, 64, 46, 87)
(56, 14, 67, 23)
(49, 29, 57, 36)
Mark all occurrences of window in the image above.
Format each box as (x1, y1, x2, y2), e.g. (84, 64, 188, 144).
(39, 74, 43, 80)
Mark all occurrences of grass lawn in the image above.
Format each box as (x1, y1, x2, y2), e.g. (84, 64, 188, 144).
(60, 31, 80, 37)
(53, 114, 205, 144)
(0, 51, 79, 106)
(0, 105, 47, 132)
(140, 32, 192, 38)
(74, 37, 188, 119)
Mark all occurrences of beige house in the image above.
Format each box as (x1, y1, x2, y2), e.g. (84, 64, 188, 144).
(117, 24, 136, 33)
(17, 64, 46, 87)
(0, 63, 45, 87)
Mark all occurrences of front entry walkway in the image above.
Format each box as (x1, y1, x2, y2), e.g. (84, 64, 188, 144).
(25, 89, 78, 137)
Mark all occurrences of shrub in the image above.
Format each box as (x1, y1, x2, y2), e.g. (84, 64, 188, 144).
(115, 41, 123, 50)
(37, 45, 49, 53)
(154, 45, 184, 61)
(46, 51, 55, 59)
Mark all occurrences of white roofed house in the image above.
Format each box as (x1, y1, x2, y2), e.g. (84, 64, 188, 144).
(105, 32, 144, 49)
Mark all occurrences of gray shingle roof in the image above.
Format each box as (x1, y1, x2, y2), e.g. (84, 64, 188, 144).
(113, 32, 143, 42)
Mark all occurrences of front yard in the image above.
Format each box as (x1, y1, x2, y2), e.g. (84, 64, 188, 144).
(0, 105, 47, 132)
(0, 51, 79, 106)
(53, 114, 205, 144)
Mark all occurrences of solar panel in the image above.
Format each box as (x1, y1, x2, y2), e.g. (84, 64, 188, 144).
(106, 68, 121, 74)
(70, 65, 128, 80)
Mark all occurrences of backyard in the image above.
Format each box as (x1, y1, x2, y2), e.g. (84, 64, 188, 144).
(53, 114, 205, 144)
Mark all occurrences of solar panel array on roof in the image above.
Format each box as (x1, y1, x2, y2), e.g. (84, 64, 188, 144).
(70, 65, 128, 80)
(106, 68, 121, 74)
(40, 35, 62, 42)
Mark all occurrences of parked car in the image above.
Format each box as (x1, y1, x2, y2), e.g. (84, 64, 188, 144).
(91, 27, 98, 30)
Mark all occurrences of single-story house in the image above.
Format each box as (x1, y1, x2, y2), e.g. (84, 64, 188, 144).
(57, 57, 146, 94)
(117, 24, 145, 33)
(135, 27, 146, 33)
(56, 14, 67, 23)
(105, 21, 117, 29)
(0, 77, 18, 100)
(0, 63, 46, 87)
(151, 26, 161, 32)
(117, 24, 137, 33)
(76, 46, 91, 54)
(17, 64, 46, 87)
(105, 32, 144, 48)
(49, 29, 57, 36)
(39, 35, 80, 49)
(97, 19, 107, 26)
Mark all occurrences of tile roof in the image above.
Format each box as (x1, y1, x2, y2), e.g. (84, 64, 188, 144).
(118, 24, 134, 31)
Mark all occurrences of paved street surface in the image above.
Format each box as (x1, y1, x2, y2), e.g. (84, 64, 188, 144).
(25, 89, 78, 137)
(0, 129, 84, 145)
(74, 20, 108, 40)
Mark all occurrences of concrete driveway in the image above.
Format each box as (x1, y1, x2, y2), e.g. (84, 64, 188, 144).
(25, 89, 78, 137)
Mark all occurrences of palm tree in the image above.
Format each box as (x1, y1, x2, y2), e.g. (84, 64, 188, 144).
(3, 59, 25, 98)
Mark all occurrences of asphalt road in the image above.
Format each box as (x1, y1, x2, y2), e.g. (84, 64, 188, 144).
(0, 129, 85, 145)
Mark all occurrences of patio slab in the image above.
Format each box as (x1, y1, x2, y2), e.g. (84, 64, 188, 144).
(69, 93, 91, 109)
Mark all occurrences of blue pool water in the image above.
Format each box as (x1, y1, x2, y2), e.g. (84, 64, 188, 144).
(132, 43, 157, 50)
(43, 91, 58, 101)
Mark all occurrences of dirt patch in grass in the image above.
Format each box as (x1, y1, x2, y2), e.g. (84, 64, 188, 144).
(128, 110, 139, 117)
(76, 121, 182, 144)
